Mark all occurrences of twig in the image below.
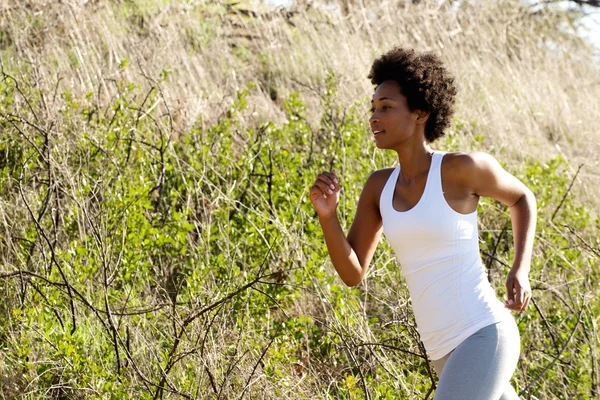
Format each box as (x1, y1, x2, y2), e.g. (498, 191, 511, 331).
(217, 348, 251, 400)
(531, 297, 560, 355)
(205, 367, 218, 397)
(485, 222, 508, 270)
(239, 328, 280, 399)
(152, 243, 280, 399)
(128, 86, 157, 163)
(551, 164, 583, 222)
(335, 329, 371, 400)
(0, 62, 40, 123)
(408, 323, 437, 399)
(18, 166, 77, 334)
(481, 250, 510, 269)
(353, 341, 425, 359)
(519, 300, 585, 396)
(76, 175, 122, 375)
(228, 125, 266, 222)
(580, 305, 600, 397)
(29, 280, 65, 331)
(559, 224, 600, 258)
(251, 286, 290, 318)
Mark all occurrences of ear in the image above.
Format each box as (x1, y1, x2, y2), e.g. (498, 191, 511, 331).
(416, 110, 430, 124)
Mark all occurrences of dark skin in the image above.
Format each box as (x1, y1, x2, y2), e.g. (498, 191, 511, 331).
(309, 80, 537, 312)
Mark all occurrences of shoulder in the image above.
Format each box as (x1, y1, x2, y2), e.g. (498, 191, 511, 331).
(441, 151, 530, 202)
(358, 167, 395, 205)
(441, 151, 500, 172)
(442, 151, 503, 183)
(364, 167, 396, 190)
(367, 167, 396, 181)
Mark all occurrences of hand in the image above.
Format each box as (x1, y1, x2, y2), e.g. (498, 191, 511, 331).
(309, 169, 341, 218)
(505, 268, 531, 311)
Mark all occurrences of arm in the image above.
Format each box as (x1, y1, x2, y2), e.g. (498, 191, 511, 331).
(310, 170, 384, 286)
(458, 152, 537, 311)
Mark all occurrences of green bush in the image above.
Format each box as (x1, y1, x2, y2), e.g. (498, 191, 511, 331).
(0, 64, 598, 399)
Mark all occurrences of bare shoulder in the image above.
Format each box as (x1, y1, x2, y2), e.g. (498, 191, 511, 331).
(442, 151, 530, 203)
(442, 151, 503, 185)
(367, 167, 396, 182)
(360, 167, 396, 207)
(442, 151, 500, 172)
(365, 167, 395, 191)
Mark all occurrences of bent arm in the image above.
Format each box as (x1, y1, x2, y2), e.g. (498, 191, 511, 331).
(465, 152, 537, 310)
(466, 152, 537, 271)
(318, 173, 383, 286)
(508, 190, 536, 273)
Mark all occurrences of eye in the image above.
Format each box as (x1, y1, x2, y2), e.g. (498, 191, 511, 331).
(370, 105, 390, 114)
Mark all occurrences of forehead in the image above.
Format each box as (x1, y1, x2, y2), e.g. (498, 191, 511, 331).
(371, 80, 403, 102)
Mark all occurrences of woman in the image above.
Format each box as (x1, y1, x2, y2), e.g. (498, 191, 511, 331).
(309, 47, 536, 399)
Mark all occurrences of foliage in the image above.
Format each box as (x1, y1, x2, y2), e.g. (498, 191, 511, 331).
(0, 1, 599, 398)
(0, 65, 598, 399)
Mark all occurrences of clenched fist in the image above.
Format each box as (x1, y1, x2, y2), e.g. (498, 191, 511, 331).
(309, 170, 341, 218)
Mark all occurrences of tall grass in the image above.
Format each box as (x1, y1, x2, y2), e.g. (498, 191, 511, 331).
(0, 0, 599, 398)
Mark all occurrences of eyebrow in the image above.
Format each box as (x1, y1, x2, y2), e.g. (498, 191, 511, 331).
(370, 97, 396, 103)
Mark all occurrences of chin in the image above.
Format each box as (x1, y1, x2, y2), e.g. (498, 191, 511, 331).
(374, 140, 388, 149)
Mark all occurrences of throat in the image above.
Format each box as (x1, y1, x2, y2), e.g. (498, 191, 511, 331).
(397, 151, 434, 184)
(398, 169, 429, 186)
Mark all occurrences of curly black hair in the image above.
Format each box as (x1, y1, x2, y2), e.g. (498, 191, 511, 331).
(367, 47, 457, 143)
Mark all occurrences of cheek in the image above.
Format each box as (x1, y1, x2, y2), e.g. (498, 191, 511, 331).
(389, 114, 406, 127)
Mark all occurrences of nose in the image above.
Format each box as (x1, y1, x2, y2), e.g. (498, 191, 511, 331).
(369, 112, 378, 124)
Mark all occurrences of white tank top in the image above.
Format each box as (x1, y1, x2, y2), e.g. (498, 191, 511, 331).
(379, 151, 512, 360)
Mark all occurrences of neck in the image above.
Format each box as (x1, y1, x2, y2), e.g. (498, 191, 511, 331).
(395, 144, 434, 181)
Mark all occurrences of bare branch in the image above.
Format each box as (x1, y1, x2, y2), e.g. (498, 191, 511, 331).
(519, 300, 586, 396)
(551, 164, 584, 222)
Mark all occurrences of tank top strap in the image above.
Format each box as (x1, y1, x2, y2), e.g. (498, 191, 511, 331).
(379, 165, 400, 215)
(425, 151, 446, 202)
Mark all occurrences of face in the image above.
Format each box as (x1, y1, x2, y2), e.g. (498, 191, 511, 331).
(369, 80, 428, 149)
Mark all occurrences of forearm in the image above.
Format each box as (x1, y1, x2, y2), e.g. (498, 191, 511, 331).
(509, 189, 537, 273)
(318, 213, 364, 286)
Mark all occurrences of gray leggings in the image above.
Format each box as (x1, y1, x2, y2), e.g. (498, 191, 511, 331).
(431, 318, 521, 400)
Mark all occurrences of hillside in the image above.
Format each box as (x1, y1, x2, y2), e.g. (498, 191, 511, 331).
(1, 0, 599, 398)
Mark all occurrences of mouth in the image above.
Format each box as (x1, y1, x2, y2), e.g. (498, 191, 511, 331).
(373, 130, 385, 137)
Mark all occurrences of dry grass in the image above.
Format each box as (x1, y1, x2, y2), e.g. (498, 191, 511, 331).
(1, 1, 599, 398)
(2, 0, 597, 211)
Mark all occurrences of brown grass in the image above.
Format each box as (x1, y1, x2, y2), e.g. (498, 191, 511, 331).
(1, 1, 599, 398)
(2, 0, 597, 211)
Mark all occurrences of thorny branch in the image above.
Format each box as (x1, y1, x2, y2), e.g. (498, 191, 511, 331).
(519, 300, 586, 396)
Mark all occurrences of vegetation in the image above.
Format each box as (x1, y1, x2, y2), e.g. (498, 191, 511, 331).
(0, 0, 598, 398)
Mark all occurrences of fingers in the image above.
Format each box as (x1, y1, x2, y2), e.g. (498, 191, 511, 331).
(319, 171, 339, 188)
(310, 171, 340, 200)
(319, 172, 339, 192)
(519, 287, 532, 311)
(514, 284, 523, 309)
(505, 276, 515, 306)
(505, 278, 532, 312)
(521, 291, 531, 310)
(312, 180, 334, 198)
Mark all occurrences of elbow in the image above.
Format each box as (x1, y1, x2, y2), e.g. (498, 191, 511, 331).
(341, 270, 365, 287)
(511, 189, 537, 222)
(332, 253, 368, 286)
(525, 188, 537, 209)
(525, 187, 536, 201)
(512, 188, 536, 208)
(344, 277, 363, 287)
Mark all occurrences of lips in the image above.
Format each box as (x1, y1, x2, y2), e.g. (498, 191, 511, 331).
(373, 130, 385, 136)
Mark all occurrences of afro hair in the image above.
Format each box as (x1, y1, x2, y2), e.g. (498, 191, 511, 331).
(368, 47, 457, 143)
